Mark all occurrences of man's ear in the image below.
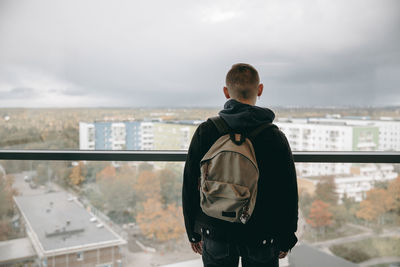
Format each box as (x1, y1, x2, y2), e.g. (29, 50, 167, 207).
(257, 84, 263, 97)
(223, 87, 230, 99)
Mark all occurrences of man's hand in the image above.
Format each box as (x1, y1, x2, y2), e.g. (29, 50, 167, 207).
(190, 241, 203, 255)
(278, 251, 288, 259)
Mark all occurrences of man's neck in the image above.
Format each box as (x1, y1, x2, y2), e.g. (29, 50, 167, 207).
(231, 98, 256, 106)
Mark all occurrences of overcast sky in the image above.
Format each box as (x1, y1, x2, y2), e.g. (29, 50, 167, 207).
(0, 0, 399, 108)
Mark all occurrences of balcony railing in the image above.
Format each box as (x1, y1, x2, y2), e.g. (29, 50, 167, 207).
(0, 150, 400, 163)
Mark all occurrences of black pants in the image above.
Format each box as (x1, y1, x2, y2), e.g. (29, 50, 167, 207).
(202, 237, 279, 267)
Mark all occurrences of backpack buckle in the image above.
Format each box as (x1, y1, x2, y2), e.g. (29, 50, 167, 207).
(229, 132, 246, 145)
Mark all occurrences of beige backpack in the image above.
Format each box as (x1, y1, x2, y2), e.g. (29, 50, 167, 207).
(200, 116, 275, 224)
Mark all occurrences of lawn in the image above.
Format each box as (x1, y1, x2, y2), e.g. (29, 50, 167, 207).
(302, 223, 364, 242)
(329, 237, 400, 263)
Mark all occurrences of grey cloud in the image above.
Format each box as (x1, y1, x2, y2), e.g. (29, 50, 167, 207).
(0, 87, 36, 99)
(60, 88, 87, 96)
(0, 0, 399, 107)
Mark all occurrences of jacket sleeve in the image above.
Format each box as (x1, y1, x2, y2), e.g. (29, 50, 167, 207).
(182, 126, 202, 243)
(274, 130, 299, 252)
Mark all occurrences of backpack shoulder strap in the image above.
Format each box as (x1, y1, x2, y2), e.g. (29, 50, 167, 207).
(209, 116, 230, 135)
(248, 123, 277, 139)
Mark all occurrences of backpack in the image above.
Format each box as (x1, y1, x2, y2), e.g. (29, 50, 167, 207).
(199, 116, 275, 224)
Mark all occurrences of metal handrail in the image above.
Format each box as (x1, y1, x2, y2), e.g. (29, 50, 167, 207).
(0, 150, 399, 163)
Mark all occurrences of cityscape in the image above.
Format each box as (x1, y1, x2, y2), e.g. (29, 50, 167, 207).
(1, 0, 399, 266)
(0, 107, 400, 267)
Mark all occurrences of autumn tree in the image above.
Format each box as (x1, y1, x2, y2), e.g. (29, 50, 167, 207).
(96, 165, 116, 181)
(307, 200, 333, 232)
(134, 170, 161, 202)
(356, 188, 394, 224)
(136, 198, 185, 241)
(69, 162, 87, 186)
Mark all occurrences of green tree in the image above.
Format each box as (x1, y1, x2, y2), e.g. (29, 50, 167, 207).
(97, 166, 136, 223)
(138, 163, 154, 173)
(158, 168, 182, 205)
(299, 191, 314, 218)
(0, 220, 11, 241)
(315, 176, 338, 205)
(388, 176, 400, 215)
(0, 172, 18, 241)
(35, 163, 49, 185)
(0, 173, 17, 219)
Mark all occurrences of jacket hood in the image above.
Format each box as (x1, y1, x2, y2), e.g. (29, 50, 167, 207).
(218, 99, 275, 131)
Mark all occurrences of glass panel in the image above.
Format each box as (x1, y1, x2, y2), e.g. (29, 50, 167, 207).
(296, 162, 400, 266)
(1, 160, 399, 266)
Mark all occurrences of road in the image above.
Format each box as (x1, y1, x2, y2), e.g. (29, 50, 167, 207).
(313, 231, 400, 248)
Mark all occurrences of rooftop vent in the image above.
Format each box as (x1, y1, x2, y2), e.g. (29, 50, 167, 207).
(45, 227, 84, 238)
(67, 195, 77, 202)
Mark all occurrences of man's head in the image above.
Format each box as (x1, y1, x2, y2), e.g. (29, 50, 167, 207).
(224, 63, 263, 105)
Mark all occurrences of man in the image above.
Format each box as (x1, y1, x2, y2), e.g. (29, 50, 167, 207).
(182, 63, 298, 267)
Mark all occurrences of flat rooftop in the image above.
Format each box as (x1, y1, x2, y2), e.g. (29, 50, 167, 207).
(0, 238, 36, 264)
(14, 192, 125, 254)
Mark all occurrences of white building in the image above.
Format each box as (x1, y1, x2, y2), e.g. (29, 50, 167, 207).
(276, 117, 400, 177)
(276, 118, 379, 152)
(301, 164, 398, 203)
(79, 122, 95, 150)
(307, 117, 400, 151)
(334, 164, 398, 202)
(140, 122, 154, 150)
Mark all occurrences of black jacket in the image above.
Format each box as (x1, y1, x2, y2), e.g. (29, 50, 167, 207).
(182, 99, 298, 252)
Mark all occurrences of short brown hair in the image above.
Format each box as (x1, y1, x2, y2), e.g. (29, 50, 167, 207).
(225, 63, 260, 100)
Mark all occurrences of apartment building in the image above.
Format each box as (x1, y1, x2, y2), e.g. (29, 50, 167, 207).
(277, 118, 382, 177)
(80, 120, 201, 151)
(79, 121, 153, 150)
(153, 121, 200, 150)
(277, 118, 379, 151)
(300, 164, 398, 203)
(334, 164, 398, 202)
(307, 116, 400, 151)
(14, 192, 126, 267)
